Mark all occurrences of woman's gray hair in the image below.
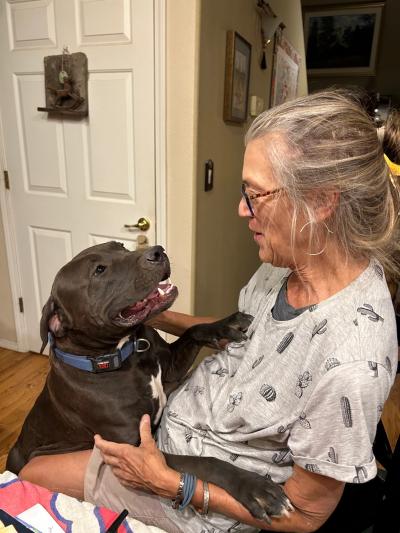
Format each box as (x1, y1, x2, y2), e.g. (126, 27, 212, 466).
(245, 89, 400, 277)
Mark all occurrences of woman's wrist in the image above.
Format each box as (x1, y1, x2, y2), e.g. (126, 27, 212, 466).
(157, 466, 181, 498)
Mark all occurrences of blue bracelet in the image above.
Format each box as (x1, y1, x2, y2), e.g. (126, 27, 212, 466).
(179, 473, 197, 511)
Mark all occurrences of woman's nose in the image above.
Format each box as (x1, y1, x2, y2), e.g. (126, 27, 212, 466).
(238, 196, 251, 217)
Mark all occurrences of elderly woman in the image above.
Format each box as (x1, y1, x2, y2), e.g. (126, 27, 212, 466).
(21, 90, 399, 533)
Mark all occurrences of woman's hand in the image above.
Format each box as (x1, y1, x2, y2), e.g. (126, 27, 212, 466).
(94, 414, 180, 498)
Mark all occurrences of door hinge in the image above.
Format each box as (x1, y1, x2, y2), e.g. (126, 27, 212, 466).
(4, 170, 10, 190)
(18, 297, 24, 313)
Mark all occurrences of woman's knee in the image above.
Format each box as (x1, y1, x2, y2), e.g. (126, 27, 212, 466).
(19, 450, 91, 499)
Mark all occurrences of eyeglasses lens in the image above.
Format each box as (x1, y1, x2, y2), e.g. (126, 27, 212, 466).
(241, 183, 254, 216)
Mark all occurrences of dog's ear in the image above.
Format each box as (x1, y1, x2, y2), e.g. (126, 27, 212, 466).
(39, 297, 69, 353)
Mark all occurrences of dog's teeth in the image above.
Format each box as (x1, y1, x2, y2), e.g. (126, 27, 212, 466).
(158, 287, 165, 296)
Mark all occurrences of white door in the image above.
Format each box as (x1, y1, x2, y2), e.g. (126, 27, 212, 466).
(0, 0, 159, 352)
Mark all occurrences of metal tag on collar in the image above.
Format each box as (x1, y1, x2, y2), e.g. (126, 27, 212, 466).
(134, 338, 150, 352)
(89, 351, 122, 373)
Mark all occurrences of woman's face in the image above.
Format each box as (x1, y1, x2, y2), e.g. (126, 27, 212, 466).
(239, 137, 298, 267)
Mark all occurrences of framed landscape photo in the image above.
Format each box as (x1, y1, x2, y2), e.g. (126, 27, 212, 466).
(223, 31, 252, 123)
(303, 3, 384, 76)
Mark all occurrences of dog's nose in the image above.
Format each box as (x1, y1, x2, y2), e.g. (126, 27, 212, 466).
(144, 245, 165, 263)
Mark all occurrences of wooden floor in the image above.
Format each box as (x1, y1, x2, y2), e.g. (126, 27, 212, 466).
(0, 348, 49, 471)
(0, 347, 399, 473)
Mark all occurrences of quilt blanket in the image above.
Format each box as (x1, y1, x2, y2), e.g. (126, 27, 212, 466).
(0, 471, 166, 533)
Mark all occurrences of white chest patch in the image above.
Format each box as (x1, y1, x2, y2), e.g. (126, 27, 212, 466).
(117, 335, 130, 349)
(150, 364, 167, 425)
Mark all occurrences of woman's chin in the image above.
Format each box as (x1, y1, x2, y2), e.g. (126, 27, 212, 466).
(258, 246, 272, 264)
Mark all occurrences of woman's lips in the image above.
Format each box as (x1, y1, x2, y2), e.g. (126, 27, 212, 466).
(249, 223, 263, 242)
(253, 231, 263, 243)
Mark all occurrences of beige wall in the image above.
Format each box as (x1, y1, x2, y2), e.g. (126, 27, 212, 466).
(0, 209, 16, 343)
(165, 0, 201, 314)
(194, 0, 308, 317)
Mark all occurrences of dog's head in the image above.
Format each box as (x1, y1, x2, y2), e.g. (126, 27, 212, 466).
(40, 241, 178, 352)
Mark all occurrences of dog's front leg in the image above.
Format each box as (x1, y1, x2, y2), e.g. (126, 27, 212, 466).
(164, 453, 291, 523)
(162, 312, 253, 392)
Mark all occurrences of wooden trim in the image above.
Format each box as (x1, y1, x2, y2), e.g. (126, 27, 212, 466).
(0, 106, 28, 352)
(155, 0, 167, 251)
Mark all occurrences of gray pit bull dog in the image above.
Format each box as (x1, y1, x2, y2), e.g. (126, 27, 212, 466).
(7, 241, 291, 522)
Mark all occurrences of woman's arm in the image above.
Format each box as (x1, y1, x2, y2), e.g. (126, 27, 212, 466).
(95, 415, 345, 533)
(197, 464, 344, 533)
(146, 310, 217, 337)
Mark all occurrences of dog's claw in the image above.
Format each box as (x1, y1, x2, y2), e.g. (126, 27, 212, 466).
(278, 508, 291, 519)
(261, 512, 272, 525)
(286, 500, 295, 512)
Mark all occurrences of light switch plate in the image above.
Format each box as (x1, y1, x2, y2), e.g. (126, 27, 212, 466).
(250, 95, 264, 117)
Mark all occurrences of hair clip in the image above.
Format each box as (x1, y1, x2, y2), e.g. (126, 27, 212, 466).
(384, 154, 400, 177)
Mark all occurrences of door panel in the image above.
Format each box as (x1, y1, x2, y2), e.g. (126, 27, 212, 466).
(7, 0, 57, 50)
(29, 226, 73, 317)
(76, 0, 131, 45)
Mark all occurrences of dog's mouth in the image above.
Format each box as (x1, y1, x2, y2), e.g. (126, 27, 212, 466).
(116, 279, 178, 326)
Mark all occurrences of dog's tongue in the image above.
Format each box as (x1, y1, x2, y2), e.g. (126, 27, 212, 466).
(120, 289, 159, 318)
(120, 280, 174, 319)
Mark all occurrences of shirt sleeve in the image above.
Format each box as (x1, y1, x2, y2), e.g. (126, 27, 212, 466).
(288, 360, 393, 483)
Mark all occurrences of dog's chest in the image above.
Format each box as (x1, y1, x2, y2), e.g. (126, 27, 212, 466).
(149, 364, 167, 424)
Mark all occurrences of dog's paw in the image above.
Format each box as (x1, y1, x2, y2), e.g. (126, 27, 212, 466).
(190, 312, 253, 347)
(221, 311, 253, 334)
(209, 311, 253, 345)
(232, 473, 293, 524)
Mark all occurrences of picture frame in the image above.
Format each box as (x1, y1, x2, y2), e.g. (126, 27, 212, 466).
(303, 3, 384, 77)
(270, 28, 301, 108)
(223, 31, 252, 123)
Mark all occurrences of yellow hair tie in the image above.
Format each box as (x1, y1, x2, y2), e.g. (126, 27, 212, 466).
(384, 154, 400, 177)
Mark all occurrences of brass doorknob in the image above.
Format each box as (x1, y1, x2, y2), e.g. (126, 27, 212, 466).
(124, 217, 150, 232)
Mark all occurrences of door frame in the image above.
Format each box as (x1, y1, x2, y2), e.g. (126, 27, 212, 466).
(0, 0, 167, 353)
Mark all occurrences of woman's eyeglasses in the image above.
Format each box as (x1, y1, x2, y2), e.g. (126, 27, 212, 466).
(241, 183, 283, 217)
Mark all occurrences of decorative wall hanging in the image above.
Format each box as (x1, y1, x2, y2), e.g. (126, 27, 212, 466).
(255, 1, 281, 70)
(37, 48, 88, 117)
(303, 3, 384, 77)
(223, 31, 252, 124)
(270, 27, 301, 108)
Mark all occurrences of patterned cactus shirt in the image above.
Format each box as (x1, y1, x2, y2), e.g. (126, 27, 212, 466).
(157, 259, 398, 533)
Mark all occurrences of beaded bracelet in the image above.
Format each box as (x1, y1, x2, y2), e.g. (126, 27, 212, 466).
(179, 473, 197, 511)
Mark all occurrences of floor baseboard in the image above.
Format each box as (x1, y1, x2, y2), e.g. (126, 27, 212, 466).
(0, 338, 18, 351)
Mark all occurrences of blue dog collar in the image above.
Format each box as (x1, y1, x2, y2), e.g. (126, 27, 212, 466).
(48, 333, 150, 373)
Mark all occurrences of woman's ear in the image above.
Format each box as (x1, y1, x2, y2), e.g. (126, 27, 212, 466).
(314, 190, 339, 222)
(39, 297, 69, 353)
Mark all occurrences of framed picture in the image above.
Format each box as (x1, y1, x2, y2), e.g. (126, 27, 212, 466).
(270, 29, 301, 107)
(303, 3, 384, 76)
(223, 31, 252, 123)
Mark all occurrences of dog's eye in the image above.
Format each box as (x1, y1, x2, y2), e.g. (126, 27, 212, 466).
(94, 264, 107, 275)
